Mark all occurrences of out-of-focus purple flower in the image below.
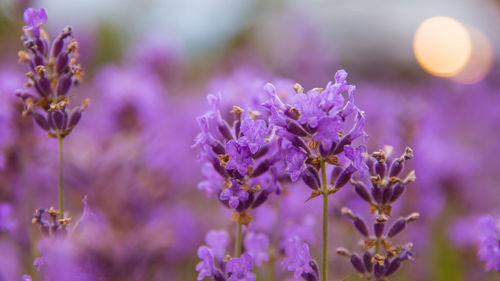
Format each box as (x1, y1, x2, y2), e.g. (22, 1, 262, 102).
(244, 232, 269, 266)
(23, 8, 47, 38)
(225, 253, 256, 281)
(220, 184, 249, 209)
(281, 236, 313, 279)
(196, 246, 216, 281)
(477, 215, 500, 271)
(225, 140, 253, 176)
(206, 230, 230, 261)
(22, 275, 32, 281)
(198, 163, 224, 197)
(0, 203, 18, 234)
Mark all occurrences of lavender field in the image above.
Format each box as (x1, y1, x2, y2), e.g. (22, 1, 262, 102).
(0, 1, 499, 281)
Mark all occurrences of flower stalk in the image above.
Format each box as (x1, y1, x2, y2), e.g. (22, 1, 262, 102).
(321, 159, 328, 281)
(57, 135, 64, 220)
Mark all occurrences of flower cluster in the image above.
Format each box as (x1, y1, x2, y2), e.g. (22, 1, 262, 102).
(195, 92, 285, 225)
(337, 146, 418, 280)
(263, 69, 367, 197)
(477, 215, 500, 271)
(16, 8, 88, 138)
(196, 230, 270, 281)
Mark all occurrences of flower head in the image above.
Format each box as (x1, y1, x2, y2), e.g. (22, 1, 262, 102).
(281, 236, 314, 279)
(478, 215, 500, 271)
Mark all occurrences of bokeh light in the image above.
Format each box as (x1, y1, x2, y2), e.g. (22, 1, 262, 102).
(413, 16, 472, 77)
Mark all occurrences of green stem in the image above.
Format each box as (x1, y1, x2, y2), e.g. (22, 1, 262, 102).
(321, 159, 328, 281)
(235, 221, 242, 257)
(57, 135, 64, 220)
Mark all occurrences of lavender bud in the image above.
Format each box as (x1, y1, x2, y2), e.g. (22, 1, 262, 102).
(211, 141, 225, 155)
(354, 182, 372, 202)
(388, 159, 404, 177)
(284, 106, 300, 120)
(213, 269, 227, 281)
(218, 121, 233, 140)
(35, 77, 51, 97)
(32, 112, 50, 131)
(51, 110, 65, 130)
(382, 186, 393, 204)
(52, 26, 72, 58)
(385, 257, 401, 276)
(371, 185, 382, 204)
(56, 53, 69, 74)
(405, 212, 420, 223)
(252, 145, 268, 159)
(33, 54, 44, 66)
(310, 259, 320, 278)
(68, 109, 82, 129)
(334, 165, 355, 189)
(329, 166, 342, 185)
(350, 254, 366, 273)
(302, 165, 320, 190)
(375, 161, 386, 178)
(374, 221, 385, 238)
(291, 137, 310, 154)
(363, 252, 373, 273)
(251, 161, 269, 178)
(332, 136, 351, 155)
(237, 191, 254, 212)
(353, 216, 369, 237)
(286, 120, 308, 137)
(212, 160, 228, 178)
(390, 183, 405, 202)
(373, 263, 386, 279)
(252, 191, 269, 209)
(319, 142, 332, 158)
(234, 120, 241, 138)
(336, 247, 351, 257)
(387, 218, 407, 237)
(301, 272, 318, 281)
(56, 74, 72, 96)
(35, 38, 46, 55)
(366, 157, 376, 176)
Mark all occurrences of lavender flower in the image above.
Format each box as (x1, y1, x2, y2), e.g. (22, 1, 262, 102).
(281, 236, 319, 281)
(338, 146, 418, 280)
(225, 253, 256, 281)
(244, 232, 270, 266)
(23, 8, 47, 38)
(477, 215, 500, 271)
(196, 231, 258, 281)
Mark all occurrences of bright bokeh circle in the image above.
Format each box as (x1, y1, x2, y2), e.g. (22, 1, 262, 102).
(413, 16, 472, 77)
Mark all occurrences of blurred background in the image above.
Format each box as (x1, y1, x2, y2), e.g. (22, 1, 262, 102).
(0, 0, 499, 280)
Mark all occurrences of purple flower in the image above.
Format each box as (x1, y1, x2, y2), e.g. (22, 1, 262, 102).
(477, 215, 500, 271)
(225, 140, 253, 176)
(293, 90, 324, 128)
(239, 116, 269, 154)
(198, 163, 223, 197)
(196, 246, 216, 280)
(312, 116, 343, 144)
(347, 111, 367, 141)
(344, 145, 368, 176)
(225, 253, 256, 281)
(22, 275, 32, 281)
(23, 8, 47, 38)
(244, 232, 270, 266)
(284, 145, 307, 182)
(206, 230, 229, 261)
(0, 203, 17, 234)
(220, 184, 249, 209)
(281, 236, 313, 279)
